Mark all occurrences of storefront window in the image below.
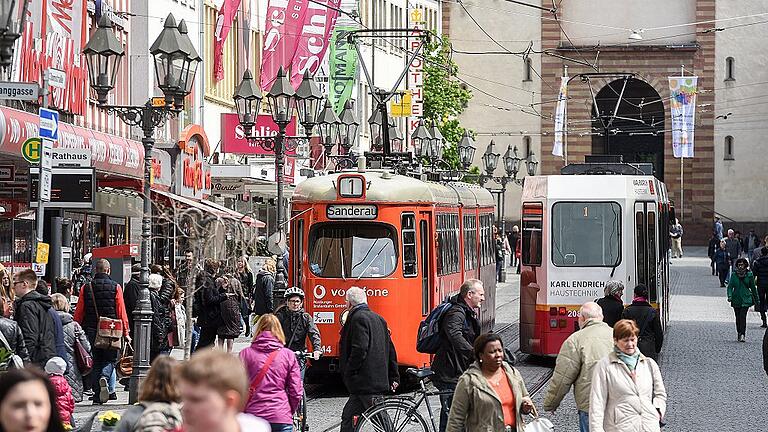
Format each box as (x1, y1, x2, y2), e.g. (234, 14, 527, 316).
(107, 216, 127, 245)
(85, 214, 103, 253)
(13, 220, 33, 263)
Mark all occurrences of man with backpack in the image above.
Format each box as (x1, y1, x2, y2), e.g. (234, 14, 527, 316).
(429, 279, 483, 432)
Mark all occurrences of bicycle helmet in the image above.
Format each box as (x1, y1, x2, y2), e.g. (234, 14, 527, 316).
(284, 286, 305, 299)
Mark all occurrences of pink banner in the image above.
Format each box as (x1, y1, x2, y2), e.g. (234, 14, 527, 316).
(289, 0, 341, 88)
(214, 0, 242, 82)
(260, 0, 309, 90)
(220, 113, 298, 155)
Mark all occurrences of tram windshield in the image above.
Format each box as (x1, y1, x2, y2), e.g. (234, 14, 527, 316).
(552, 202, 621, 267)
(308, 223, 398, 278)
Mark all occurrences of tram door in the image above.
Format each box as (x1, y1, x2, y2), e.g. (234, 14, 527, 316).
(419, 213, 433, 315)
(634, 202, 659, 310)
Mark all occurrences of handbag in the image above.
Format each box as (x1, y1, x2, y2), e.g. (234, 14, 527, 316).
(0, 329, 23, 370)
(74, 336, 93, 375)
(88, 283, 124, 350)
(117, 343, 133, 378)
(247, 349, 280, 400)
(524, 405, 554, 432)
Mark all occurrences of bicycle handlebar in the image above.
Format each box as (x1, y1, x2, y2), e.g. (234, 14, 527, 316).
(294, 351, 321, 360)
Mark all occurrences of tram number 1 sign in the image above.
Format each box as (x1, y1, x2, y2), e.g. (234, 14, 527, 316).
(326, 204, 378, 220)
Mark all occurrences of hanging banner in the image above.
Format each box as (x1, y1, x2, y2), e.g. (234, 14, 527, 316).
(46, 0, 87, 57)
(669, 76, 698, 158)
(260, 0, 310, 90)
(552, 77, 567, 157)
(407, 9, 425, 150)
(328, 25, 358, 113)
(289, 0, 341, 89)
(213, 0, 243, 82)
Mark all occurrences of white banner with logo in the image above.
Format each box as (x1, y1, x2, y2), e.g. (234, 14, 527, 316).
(552, 77, 567, 157)
(668, 76, 698, 158)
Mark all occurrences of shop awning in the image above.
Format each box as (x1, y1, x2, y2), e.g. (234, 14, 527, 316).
(152, 190, 264, 228)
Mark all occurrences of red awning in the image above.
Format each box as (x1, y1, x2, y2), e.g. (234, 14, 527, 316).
(0, 106, 145, 179)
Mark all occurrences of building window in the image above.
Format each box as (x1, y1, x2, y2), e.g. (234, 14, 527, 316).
(523, 58, 532, 82)
(523, 136, 531, 158)
(724, 136, 734, 160)
(725, 57, 735, 81)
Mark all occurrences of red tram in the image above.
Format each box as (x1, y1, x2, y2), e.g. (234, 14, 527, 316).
(289, 169, 497, 371)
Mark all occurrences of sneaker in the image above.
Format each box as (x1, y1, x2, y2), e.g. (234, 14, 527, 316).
(739, 334, 746, 342)
(108, 392, 117, 401)
(98, 377, 109, 403)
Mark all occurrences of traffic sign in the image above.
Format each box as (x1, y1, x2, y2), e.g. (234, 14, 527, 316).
(47, 68, 66, 89)
(41, 139, 53, 170)
(0, 82, 39, 101)
(36, 242, 49, 264)
(40, 168, 52, 202)
(22, 137, 42, 163)
(31, 263, 46, 276)
(39, 108, 59, 140)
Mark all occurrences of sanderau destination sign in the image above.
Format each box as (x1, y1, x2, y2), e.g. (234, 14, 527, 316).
(326, 204, 378, 220)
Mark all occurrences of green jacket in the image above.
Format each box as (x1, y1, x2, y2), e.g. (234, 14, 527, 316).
(543, 319, 614, 412)
(727, 271, 758, 308)
(446, 362, 532, 432)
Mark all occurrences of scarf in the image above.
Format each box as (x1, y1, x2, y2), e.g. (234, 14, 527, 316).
(735, 266, 748, 278)
(633, 296, 647, 303)
(614, 346, 641, 371)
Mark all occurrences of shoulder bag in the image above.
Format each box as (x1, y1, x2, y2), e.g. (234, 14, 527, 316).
(0, 329, 23, 370)
(74, 334, 93, 375)
(88, 283, 124, 350)
(247, 349, 280, 400)
(524, 404, 555, 432)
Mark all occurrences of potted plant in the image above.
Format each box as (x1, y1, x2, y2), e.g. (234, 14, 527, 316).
(98, 411, 121, 431)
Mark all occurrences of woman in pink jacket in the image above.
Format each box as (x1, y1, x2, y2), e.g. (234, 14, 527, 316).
(239, 314, 303, 432)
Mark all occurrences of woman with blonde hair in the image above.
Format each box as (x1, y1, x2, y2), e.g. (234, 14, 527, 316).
(239, 314, 302, 432)
(0, 265, 13, 317)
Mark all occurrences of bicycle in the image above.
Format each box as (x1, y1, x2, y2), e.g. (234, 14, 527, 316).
(293, 351, 318, 432)
(354, 367, 452, 432)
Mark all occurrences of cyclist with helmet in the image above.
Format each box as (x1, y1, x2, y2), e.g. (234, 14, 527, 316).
(275, 287, 322, 376)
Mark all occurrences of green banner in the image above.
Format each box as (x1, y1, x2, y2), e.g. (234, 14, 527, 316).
(329, 26, 359, 114)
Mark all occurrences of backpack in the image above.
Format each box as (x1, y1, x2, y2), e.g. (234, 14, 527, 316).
(133, 401, 183, 432)
(416, 301, 455, 354)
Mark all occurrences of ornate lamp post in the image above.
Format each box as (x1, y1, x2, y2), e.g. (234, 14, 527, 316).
(233, 66, 322, 299)
(0, 0, 30, 67)
(82, 13, 199, 403)
(457, 131, 477, 171)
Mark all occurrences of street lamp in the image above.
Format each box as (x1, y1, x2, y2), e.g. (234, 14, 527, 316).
(83, 12, 197, 404)
(0, 0, 30, 68)
(503, 144, 522, 178)
(411, 119, 431, 157)
(428, 124, 444, 160)
(233, 66, 322, 299)
(457, 131, 477, 170)
(338, 100, 360, 152)
(482, 140, 500, 176)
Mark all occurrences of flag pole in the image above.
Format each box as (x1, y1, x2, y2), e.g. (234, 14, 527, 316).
(680, 65, 684, 221)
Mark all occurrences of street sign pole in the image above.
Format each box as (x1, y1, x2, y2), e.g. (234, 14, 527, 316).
(35, 71, 51, 265)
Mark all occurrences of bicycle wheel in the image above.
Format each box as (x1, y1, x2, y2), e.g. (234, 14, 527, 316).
(293, 393, 307, 431)
(355, 400, 430, 432)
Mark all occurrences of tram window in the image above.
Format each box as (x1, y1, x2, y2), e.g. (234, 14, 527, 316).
(308, 223, 398, 278)
(402, 213, 417, 277)
(636, 211, 647, 287)
(647, 211, 657, 301)
(552, 202, 621, 267)
(437, 214, 445, 276)
(450, 215, 459, 273)
(522, 219, 542, 266)
(464, 215, 477, 270)
(295, 220, 304, 287)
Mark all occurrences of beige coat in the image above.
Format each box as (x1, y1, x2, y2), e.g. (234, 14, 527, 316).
(589, 351, 667, 432)
(543, 319, 614, 412)
(446, 362, 533, 432)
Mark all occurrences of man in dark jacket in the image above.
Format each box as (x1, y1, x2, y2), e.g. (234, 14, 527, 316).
(621, 284, 664, 360)
(74, 259, 131, 404)
(339, 287, 399, 432)
(195, 259, 227, 349)
(708, 231, 720, 276)
(252, 259, 275, 316)
(275, 287, 322, 375)
(751, 247, 768, 328)
(123, 264, 141, 334)
(596, 280, 625, 327)
(12, 269, 57, 368)
(431, 279, 483, 432)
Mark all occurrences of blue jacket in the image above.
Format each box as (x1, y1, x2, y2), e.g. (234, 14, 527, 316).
(714, 249, 731, 266)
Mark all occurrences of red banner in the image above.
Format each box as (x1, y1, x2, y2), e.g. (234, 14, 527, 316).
(0, 106, 144, 179)
(220, 113, 297, 155)
(289, 0, 341, 88)
(259, 0, 309, 90)
(213, 0, 242, 82)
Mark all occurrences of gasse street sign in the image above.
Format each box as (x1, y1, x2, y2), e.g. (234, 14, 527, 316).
(47, 68, 66, 89)
(0, 82, 39, 101)
(39, 108, 59, 140)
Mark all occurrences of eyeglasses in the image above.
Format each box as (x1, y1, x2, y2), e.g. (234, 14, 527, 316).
(288, 299, 303, 304)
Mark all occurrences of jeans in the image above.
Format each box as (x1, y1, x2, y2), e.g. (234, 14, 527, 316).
(671, 237, 683, 257)
(85, 329, 117, 401)
(340, 394, 383, 432)
(579, 410, 589, 432)
(734, 306, 748, 336)
(496, 260, 504, 282)
(717, 264, 729, 286)
(433, 380, 457, 432)
(191, 324, 200, 352)
(269, 424, 293, 432)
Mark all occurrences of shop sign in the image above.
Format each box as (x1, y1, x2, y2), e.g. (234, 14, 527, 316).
(150, 149, 172, 188)
(175, 136, 212, 200)
(407, 8, 425, 149)
(220, 113, 297, 155)
(0, 165, 14, 181)
(211, 180, 245, 195)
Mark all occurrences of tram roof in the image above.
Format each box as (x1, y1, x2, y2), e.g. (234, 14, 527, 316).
(522, 174, 664, 201)
(293, 170, 495, 207)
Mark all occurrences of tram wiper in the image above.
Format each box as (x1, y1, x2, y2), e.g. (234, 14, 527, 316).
(356, 243, 389, 281)
(609, 204, 621, 278)
(340, 239, 347, 280)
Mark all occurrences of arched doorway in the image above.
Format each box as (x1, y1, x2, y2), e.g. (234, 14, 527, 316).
(591, 78, 665, 180)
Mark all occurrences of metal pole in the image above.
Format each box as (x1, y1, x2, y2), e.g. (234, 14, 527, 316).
(129, 102, 155, 404)
(680, 157, 683, 221)
(35, 72, 49, 268)
(273, 126, 287, 301)
(380, 96, 391, 157)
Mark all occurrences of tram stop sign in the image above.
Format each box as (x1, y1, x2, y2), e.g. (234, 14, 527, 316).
(21, 137, 42, 163)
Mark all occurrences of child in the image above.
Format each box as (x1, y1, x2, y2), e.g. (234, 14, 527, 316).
(45, 356, 75, 429)
(178, 349, 269, 432)
(217, 278, 243, 353)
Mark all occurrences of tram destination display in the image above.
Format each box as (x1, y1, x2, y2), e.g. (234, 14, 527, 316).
(326, 204, 378, 219)
(29, 167, 95, 209)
